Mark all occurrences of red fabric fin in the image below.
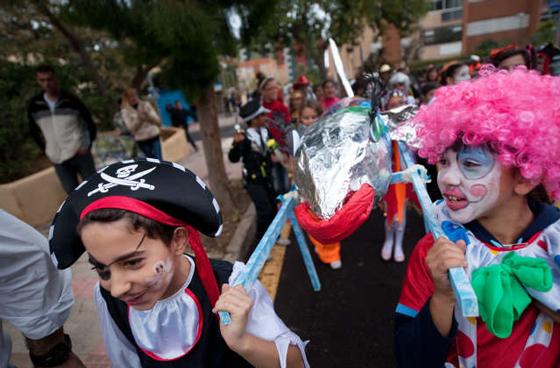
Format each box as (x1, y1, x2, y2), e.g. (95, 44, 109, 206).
(295, 184, 375, 244)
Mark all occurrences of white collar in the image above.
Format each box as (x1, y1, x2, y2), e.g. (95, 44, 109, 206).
(246, 127, 268, 153)
(43, 93, 58, 111)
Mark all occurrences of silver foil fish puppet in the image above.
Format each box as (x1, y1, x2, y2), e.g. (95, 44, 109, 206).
(293, 97, 418, 244)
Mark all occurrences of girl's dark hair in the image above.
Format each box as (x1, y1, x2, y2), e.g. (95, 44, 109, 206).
(298, 101, 322, 120)
(491, 48, 531, 69)
(440, 62, 467, 86)
(322, 78, 337, 88)
(425, 65, 439, 82)
(421, 82, 438, 97)
(77, 209, 176, 246)
(258, 76, 275, 92)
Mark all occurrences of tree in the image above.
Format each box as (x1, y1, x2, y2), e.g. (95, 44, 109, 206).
(0, 1, 131, 181)
(0, 1, 126, 127)
(62, 0, 277, 216)
(255, 0, 427, 78)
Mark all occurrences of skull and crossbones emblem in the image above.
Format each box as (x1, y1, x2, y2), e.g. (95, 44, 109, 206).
(88, 164, 156, 196)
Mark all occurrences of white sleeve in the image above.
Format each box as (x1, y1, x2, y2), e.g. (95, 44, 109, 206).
(0, 210, 73, 340)
(121, 107, 140, 133)
(229, 262, 310, 368)
(144, 102, 161, 125)
(94, 284, 141, 368)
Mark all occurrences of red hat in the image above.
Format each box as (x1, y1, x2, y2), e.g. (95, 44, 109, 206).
(294, 75, 310, 87)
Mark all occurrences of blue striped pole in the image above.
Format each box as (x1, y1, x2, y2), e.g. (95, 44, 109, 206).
(219, 193, 321, 324)
(397, 141, 479, 317)
(289, 211, 321, 291)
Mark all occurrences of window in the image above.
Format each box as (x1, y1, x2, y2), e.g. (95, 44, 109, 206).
(431, 0, 443, 10)
(423, 25, 463, 45)
(430, 0, 462, 11)
(442, 8, 463, 21)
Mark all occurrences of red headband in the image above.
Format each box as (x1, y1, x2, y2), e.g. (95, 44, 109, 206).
(81, 196, 220, 306)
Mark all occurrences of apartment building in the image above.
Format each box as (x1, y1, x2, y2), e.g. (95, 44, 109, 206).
(419, 0, 544, 60)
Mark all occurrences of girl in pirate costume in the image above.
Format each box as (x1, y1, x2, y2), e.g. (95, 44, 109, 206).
(49, 159, 308, 367)
(394, 68, 560, 367)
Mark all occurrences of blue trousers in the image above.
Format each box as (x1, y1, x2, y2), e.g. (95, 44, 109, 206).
(137, 136, 162, 160)
(54, 151, 96, 194)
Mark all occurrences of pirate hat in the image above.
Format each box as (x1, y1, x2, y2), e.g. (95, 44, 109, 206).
(49, 159, 223, 269)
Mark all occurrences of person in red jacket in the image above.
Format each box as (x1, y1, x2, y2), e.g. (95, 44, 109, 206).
(259, 77, 290, 194)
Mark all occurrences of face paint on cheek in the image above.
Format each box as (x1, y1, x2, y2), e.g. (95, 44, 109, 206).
(153, 260, 167, 274)
(144, 259, 173, 287)
(447, 164, 502, 224)
(469, 184, 488, 199)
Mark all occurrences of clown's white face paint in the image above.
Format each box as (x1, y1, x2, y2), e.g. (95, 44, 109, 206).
(437, 146, 501, 224)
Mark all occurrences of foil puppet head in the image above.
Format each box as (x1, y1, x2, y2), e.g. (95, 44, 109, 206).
(382, 104, 420, 150)
(293, 97, 418, 244)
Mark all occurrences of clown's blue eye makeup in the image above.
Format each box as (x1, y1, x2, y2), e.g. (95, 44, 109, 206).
(457, 146, 495, 180)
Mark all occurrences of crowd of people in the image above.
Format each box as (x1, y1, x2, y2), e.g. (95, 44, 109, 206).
(3, 41, 560, 367)
(229, 44, 560, 267)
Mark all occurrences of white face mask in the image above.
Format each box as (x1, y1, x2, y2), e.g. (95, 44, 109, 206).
(453, 66, 471, 82)
(437, 146, 501, 224)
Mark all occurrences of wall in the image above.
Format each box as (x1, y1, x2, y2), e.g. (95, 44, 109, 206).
(0, 128, 188, 227)
(463, 0, 543, 53)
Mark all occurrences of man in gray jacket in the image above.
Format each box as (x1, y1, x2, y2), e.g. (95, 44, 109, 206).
(0, 210, 85, 367)
(27, 65, 97, 193)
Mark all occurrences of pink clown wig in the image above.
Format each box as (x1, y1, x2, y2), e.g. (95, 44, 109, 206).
(413, 66, 560, 200)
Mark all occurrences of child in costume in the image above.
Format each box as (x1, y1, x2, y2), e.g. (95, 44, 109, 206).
(381, 90, 415, 262)
(229, 99, 278, 242)
(49, 159, 308, 367)
(395, 68, 560, 367)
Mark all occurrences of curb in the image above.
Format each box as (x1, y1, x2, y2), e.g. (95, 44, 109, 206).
(223, 203, 256, 262)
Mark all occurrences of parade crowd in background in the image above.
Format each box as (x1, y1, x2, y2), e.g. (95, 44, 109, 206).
(229, 43, 560, 269)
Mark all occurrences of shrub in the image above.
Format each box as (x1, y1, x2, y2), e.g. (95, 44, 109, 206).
(0, 62, 42, 183)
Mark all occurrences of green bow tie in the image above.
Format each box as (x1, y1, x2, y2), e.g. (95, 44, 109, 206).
(472, 252, 552, 338)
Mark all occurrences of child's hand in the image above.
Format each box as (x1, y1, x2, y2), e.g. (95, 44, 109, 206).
(233, 132, 245, 143)
(426, 238, 467, 303)
(212, 284, 254, 352)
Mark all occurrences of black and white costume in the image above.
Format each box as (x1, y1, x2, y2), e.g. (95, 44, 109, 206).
(49, 159, 309, 367)
(96, 256, 306, 367)
(229, 100, 278, 240)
